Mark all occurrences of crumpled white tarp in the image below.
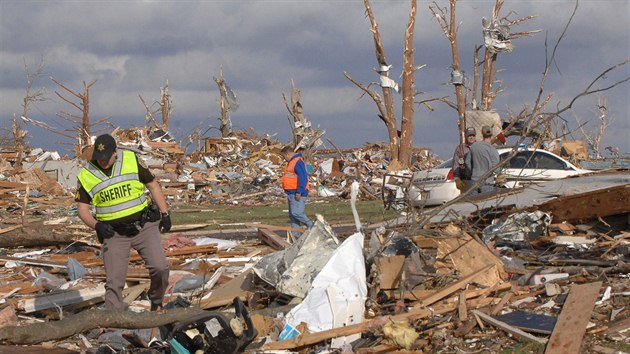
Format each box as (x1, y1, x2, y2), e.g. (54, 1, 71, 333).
(284, 231, 367, 345)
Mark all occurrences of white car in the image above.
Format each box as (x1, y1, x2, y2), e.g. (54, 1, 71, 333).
(408, 147, 591, 207)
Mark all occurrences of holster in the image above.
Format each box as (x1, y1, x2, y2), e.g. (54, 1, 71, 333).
(109, 205, 160, 237)
(112, 223, 140, 237)
(143, 203, 161, 223)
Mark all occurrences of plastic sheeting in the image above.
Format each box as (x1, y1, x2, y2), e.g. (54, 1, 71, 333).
(283, 231, 367, 347)
(252, 214, 340, 298)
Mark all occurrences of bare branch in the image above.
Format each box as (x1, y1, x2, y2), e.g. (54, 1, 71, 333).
(555, 59, 630, 116)
(344, 72, 388, 125)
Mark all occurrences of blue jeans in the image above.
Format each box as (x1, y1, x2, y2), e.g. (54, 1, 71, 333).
(287, 194, 313, 235)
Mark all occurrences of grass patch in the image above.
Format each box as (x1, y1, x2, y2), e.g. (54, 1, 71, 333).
(170, 199, 398, 230)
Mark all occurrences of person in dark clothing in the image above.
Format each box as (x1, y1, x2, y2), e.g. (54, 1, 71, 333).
(452, 126, 477, 191)
(465, 126, 500, 195)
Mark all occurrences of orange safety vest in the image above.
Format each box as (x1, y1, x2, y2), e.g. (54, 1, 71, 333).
(282, 156, 310, 191)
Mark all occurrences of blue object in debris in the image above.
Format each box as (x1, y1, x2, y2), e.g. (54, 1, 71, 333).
(168, 338, 190, 354)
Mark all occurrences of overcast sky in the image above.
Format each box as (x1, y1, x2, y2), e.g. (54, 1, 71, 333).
(1, 0, 628, 159)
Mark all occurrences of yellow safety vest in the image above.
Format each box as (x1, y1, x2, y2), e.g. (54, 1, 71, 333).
(77, 150, 148, 221)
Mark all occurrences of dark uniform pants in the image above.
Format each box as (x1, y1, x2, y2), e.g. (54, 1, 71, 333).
(102, 220, 169, 310)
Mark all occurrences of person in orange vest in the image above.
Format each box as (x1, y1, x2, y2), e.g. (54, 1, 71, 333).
(281, 145, 313, 236)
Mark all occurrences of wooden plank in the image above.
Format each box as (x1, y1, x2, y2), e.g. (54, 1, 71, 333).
(198, 268, 255, 309)
(602, 316, 630, 335)
(458, 291, 468, 321)
(81, 244, 218, 267)
(545, 281, 602, 354)
(257, 228, 291, 250)
(411, 236, 438, 248)
(0, 282, 44, 296)
(0, 256, 67, 268)
(472, 310, 547, 345)
(168, 223, 210, 232)
(491, 291, 513, 316)
(0, 345, 78, 353)
(0, 181, 27, 189)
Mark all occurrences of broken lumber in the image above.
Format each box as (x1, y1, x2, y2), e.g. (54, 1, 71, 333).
(538, 184, 629, 223)
(438, 224, 506, 286)
(545, 281, 602, 354)
(257, 228, 291, 250)
(413, 264, 493, 309)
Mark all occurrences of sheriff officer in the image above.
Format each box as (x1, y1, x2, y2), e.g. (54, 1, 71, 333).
(75, 133, 171, 311)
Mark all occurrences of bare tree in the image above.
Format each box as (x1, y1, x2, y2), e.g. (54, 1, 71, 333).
(138, 94, 160, 130)
(49, 78, 111, 155)
(14, 58, 46, 171)
(282, 80, 325, 155)
(138, 80, 174, 132)
(345, 0, 419, 169)
(430, 0, 539, 143)
(574, 96, 611, 159)
(160, 81, 173, 130)
(213, 69, 238, 137)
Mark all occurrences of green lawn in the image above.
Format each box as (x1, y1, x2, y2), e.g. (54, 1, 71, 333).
(169, 198, 398, 230)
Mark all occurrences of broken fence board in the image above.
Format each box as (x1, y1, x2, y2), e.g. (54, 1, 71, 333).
(545, 281, 603, 354)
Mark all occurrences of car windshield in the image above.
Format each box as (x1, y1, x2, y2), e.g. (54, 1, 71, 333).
(435, 159, 453, 169)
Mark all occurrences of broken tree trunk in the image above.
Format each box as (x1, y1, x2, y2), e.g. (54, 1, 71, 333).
(0, 307, 209, 345)
(0, 223, 81, 248)
(363, 0, 399, 163)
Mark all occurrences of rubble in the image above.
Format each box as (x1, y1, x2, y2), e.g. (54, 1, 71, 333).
(0, 131, 627, 353)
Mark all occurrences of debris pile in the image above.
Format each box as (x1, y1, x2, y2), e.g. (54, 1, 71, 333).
(0, 131, 627, 353)
(0, 128, 440, 209)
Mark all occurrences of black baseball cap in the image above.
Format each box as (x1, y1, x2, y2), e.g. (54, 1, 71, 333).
(92, 134, 117, 160)
(465, 127, 476, 136)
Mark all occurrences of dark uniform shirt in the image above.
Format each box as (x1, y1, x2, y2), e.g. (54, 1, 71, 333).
(75, 154, 155, 224)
